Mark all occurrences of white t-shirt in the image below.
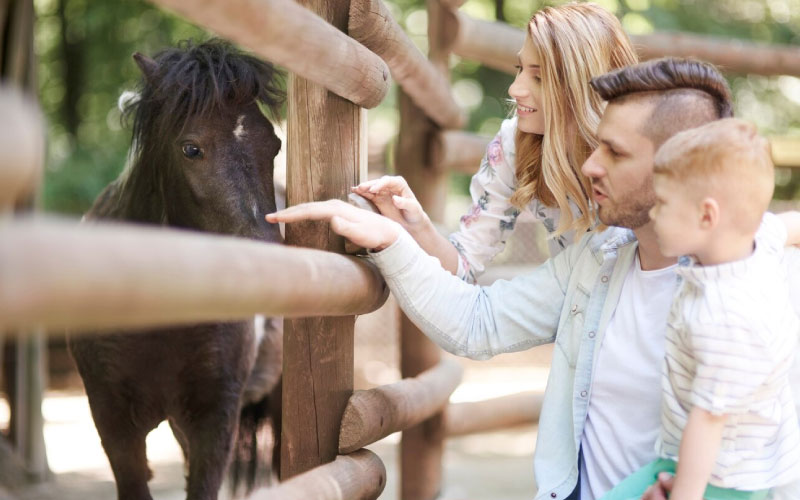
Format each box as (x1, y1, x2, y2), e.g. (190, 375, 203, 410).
(579, 252, 678, 499)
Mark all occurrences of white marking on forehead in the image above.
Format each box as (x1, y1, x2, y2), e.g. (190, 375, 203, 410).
(233, 115, 247, 141)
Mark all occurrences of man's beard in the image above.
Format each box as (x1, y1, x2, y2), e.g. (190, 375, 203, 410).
(597, 177, 655, 230)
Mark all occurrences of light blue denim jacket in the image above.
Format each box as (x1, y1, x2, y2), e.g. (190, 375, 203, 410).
(369, 226, 638, 500)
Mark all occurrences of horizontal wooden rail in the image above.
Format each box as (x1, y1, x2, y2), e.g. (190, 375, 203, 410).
(349, 0, 465, 129)
(452, 11, 800, 77)
(0, 218, 389, 333)
(0, 87, 43, 211)
(445, 391, 542, 437)
(251, 449, 386, 500)
(338, 357, 463, 453)
(430, 130, 492, 174)
(433, 129, 800, 172)
(149, 0, 390, 109)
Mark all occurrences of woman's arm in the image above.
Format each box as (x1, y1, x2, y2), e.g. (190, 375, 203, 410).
(351, 176, 459, 273)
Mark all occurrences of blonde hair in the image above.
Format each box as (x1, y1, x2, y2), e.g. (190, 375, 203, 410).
(654, 118, 774, 235)
(511, 2, 638, 236)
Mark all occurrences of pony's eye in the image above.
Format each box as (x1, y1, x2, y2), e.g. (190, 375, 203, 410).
(181, 143, 203, 159)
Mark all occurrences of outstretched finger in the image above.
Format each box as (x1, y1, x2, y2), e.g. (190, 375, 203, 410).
(265, 199, 353, 224)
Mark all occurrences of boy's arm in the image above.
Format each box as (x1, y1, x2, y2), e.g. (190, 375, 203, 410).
(671, 407, 728, 500)
(777, 211, 800, 246)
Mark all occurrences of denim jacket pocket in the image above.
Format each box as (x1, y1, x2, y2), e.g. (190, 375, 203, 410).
(555, 284, 589, 368)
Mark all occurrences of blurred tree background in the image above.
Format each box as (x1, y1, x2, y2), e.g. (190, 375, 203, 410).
(34, 0, 800, 214)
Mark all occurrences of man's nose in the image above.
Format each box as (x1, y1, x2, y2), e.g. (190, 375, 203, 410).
(581, 151, 604, 179)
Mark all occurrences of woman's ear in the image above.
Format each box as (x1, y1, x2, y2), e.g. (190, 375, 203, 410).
(699, 197, 719, 231)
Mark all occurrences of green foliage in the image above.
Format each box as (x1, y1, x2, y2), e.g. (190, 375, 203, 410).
(35, 0, 800, 215)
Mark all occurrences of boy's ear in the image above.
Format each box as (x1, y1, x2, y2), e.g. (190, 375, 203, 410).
(699, 197, 719, 230)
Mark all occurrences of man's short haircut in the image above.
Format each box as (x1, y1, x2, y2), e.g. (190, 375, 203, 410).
(654, 118, 774, 235)
(590, 58, 734, 148)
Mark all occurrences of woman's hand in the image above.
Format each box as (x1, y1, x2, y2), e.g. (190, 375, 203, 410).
(352, 176, 432, 236)
(266, 199, 402, 252)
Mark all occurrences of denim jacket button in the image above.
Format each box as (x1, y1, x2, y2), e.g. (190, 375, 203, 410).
(551, 493, 557, 498)
(581, 390, 588, 397)
(588, 331, 596, 338)
(571, 304, 578, 313)
(601, 275, 609, 283)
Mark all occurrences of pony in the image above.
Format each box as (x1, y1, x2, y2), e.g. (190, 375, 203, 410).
(68, 39, 284, 500)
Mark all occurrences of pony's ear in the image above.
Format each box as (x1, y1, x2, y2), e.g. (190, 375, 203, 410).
(132, 52, 158, 83)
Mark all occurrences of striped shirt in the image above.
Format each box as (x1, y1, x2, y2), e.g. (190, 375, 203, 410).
(656, 212, 800, 490)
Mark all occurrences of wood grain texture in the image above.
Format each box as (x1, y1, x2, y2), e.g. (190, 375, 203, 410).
(150, 0, 390, 108)
(0, 218, 388, 333)
(430, 129, 491, 174)
(280, 0, 367, 480)
(453, 10, 800, 77)
(252, 449, 386, 500)
(349, 0, 464, 128)
(445, 391, 543, 437)
(339, 358, 462, 453)
(0, 88, 43, 212)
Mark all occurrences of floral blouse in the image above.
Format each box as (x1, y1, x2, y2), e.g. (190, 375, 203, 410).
(448, 117, 574, 283)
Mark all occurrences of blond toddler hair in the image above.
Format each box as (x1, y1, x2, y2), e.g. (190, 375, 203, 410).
(653, 118, 774, 236)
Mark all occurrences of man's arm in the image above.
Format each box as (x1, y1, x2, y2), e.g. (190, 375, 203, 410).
(670, 407, 728, 500)
(268, 200, 572, 358)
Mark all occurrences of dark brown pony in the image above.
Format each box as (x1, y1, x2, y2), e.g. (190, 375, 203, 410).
(68, 39, 284, 500)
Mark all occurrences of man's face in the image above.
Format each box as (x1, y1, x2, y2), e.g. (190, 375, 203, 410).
(581, 100, 657, 229)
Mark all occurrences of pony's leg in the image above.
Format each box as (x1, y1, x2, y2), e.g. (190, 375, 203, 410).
(88, 398, 155, 500)
(180, 395, 241, 500)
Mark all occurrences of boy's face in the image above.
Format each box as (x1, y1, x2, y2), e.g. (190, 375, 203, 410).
(649, 175, 705, 258)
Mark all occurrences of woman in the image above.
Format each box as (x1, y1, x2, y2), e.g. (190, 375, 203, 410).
(353, 2, 638, 282)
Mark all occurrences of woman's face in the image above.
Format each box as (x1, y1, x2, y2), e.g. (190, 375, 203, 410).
(508, 35, 545, 135)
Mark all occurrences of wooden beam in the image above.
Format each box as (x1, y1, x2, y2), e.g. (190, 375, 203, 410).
(632, 32, 800, 78)
(149, 0, 390, 108)
(280, 0, 366, 480)
(771, 136, 800, 169)
(349, 0, 465, 129)
(338, 358, 463, 453)
(0, 218, 388, 333)
(451, 11, 800, 78)
(0, 88, 43, 212)
(430, 130, 491, 174)
(251, 449, 386, 500)
(445, 391, 542, 437)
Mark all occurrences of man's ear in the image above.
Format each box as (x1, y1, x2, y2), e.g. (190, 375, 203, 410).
(700, 197, 719, 230)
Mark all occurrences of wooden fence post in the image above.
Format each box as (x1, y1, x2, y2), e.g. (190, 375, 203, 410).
(281, 0, 368, 479)
(1, 0, 49, 485)
(395, 1, 457, 498)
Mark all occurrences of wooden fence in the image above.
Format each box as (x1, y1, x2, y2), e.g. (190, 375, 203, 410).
(2, 0, 800, 499)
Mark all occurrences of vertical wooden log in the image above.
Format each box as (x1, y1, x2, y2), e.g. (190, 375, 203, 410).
(1, 0, 49, 483)
(281, 0, 367, 479)
(395, 1, 453, 499)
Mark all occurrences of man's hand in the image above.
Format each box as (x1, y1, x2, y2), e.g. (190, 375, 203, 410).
(266, 199, 402, 251)
(641, 472, 674, 500)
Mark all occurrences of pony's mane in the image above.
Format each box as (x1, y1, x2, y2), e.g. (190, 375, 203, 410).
(98, 39, 284, 223)
(125, 38, 284, 159)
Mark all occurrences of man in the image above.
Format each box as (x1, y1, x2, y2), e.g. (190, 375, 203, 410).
(267, 58, 778, 499)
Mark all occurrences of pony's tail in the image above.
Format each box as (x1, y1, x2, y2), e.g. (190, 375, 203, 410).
(229, 379, 282, 497)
